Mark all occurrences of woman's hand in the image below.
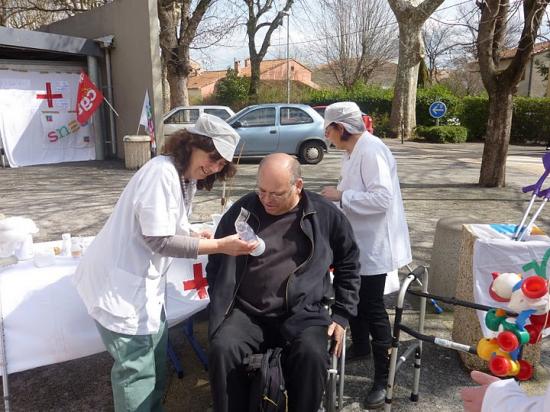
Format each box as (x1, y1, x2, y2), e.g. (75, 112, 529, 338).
(321, 186, 342, 202)
(196, 229, 213, 239)
(218, 234, 258, 256)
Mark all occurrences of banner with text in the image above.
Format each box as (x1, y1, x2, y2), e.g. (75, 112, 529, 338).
(0, 69, 96, 167)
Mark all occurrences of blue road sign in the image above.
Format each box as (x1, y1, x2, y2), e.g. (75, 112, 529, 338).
(429, 101, 447, 119)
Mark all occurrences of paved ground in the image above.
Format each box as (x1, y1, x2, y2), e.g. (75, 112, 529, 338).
(1, 140, 550, 411)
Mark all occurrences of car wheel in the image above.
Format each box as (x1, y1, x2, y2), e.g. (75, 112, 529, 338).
(299, 141, 324, 165)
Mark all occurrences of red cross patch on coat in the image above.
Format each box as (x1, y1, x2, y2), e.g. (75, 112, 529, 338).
(183, 263, 209, 299)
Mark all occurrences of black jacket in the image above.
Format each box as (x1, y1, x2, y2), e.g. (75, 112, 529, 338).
(206, 190, 361, 341)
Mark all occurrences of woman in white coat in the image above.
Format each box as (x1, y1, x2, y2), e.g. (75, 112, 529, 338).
(321, 102, 411, 410)
(74, 114, 257, 412)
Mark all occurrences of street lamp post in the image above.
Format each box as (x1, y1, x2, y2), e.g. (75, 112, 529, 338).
(282, 11, 290, 104)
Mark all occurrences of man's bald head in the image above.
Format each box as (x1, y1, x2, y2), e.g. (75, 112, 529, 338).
(258, 153, 302, 185)
(256, 153, 303, 216)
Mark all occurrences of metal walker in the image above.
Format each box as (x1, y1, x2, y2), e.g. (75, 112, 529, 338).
(384, 266, 517, 411)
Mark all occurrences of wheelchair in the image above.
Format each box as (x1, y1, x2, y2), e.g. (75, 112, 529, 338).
(322, 327, 347, 412)
(320, 293, 347, 412)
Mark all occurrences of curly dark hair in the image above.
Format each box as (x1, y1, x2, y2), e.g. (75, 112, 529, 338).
(162, 129, 237, 190)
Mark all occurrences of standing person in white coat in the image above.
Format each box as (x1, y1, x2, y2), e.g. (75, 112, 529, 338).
(461, 370, 550, 411)
(73, 114, 258, 412)
(321, 101, 412, 410)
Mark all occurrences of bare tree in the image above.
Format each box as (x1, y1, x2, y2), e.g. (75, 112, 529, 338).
(422, 20, 457, 82)
(477, 0, 550, 187)
(312, 0, 396, 88)
(440, 55, 484, 96)
(243, 0, 294, 102)
(158, 0, 239, 108)
(0, 0, 111, 28)
(452, 0, 525, 59)
(387, 0, 445, 141)
(158, 0, 212, 108)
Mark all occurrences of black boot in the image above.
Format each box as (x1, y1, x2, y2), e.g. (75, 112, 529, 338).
(364, 382, 386, 410)
(364, 343, 390, 410)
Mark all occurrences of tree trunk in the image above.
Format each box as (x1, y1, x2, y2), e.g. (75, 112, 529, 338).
(158, 0, 212, 109)
(478, 89, 513, 187)
(389, 23, 422, 140)
(161, 54, 170, 113)
(248, 56, 262, 104)
(475, 0, 549, 187)
(166, 45, 192, 107)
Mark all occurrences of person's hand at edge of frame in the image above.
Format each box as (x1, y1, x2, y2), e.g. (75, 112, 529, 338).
(460, 370, 500, 412)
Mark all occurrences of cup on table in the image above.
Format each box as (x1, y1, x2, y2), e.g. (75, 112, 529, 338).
(34, 248, 55, 267)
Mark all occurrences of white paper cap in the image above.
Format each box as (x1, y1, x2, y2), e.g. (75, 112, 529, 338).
(324, 102, 366, 134)
(187, 113, 241, 161)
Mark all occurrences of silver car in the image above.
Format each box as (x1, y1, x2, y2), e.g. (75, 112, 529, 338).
(228, 104, 328, 164)
(163, 105, 235, 136)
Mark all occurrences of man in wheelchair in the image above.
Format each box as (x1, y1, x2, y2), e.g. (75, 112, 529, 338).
(206, 153, 361, 412)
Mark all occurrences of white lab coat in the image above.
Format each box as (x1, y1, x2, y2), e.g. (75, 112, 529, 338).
(74, 155, 193, 335)
(337, 132, 411, 293)
(482, 379, 550, 411)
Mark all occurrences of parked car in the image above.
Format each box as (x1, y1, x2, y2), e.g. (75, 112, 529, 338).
(163, 105, 235, 136)
(311, 105, 374, 134)
(227, 104, 328, 165)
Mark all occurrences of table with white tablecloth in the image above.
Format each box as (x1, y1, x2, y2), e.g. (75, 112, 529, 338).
(0, 245, 210, 375)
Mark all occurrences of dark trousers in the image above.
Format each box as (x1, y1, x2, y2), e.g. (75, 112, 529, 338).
(209, 307, 329, 412)
(349, 274, 392, 383)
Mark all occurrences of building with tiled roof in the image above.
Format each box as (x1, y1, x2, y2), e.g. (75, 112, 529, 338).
(498, 40, 550, 97)
(188, 58, 319, 99)
(188, 70, 227, 100)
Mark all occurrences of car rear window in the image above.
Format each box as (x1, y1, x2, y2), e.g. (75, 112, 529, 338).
(204, 108, 232, 120)
(164, 108, 200, 124)
(239, 108, 276, 127)
(280, 107, 313, 125)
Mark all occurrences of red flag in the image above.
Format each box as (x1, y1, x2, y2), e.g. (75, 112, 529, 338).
(76, 72, 104, 125)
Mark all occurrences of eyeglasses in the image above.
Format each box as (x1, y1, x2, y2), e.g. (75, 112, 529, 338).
(255, 184, 295, 200)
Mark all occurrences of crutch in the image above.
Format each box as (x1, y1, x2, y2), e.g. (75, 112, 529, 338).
(517, 187, 550, 242)
(0, 278, 10, 412)
(513, 152, 550, 240)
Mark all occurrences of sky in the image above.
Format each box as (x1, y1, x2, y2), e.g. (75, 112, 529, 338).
(190, 0, 474, 71)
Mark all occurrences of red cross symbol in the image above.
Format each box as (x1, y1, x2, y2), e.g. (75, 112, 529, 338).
(36, 82, 63, 108)
(183, 263, 209, 299)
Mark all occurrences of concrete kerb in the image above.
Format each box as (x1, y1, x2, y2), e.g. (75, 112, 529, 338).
(428, 216, 483, 310)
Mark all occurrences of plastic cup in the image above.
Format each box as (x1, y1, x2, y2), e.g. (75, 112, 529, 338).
(211, 214, 222, 228)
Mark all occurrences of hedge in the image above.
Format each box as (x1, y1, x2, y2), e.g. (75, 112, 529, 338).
(209, 78, 550, 144)
(458, 97, 489, 141)
(304, 84, 463, 131)
(459, 96, 550, 143)
(416, 125, 468, 143)
(415, 85, 463, 126)
(305, 84, 393, 116)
